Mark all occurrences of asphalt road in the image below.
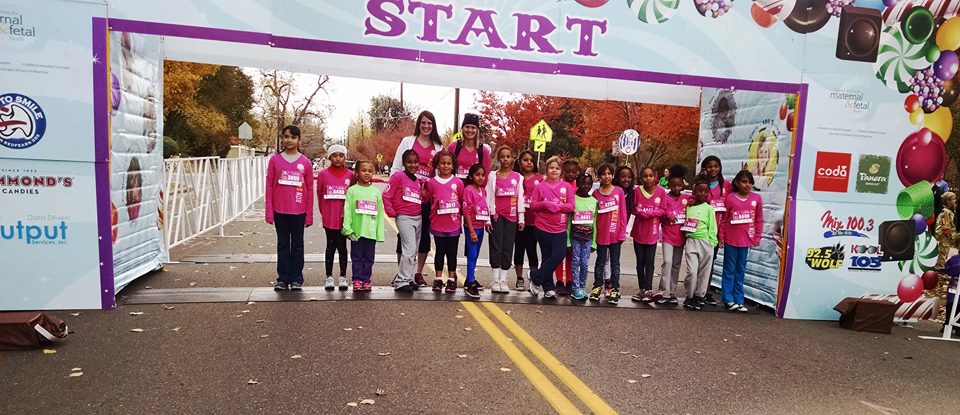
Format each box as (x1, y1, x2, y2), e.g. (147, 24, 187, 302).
(2, 194, 957, 415)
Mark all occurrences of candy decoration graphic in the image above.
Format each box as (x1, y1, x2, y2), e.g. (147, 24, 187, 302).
(0, 93, 46, 150)
(694, 0, 734, 18)
(874, 25, 934, 92)
(628, 0, 681, 24)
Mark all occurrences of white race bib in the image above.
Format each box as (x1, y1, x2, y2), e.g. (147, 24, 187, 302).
(437, 200, 458, 215)
(356, 200, 378, 216)
(402, 186, 422, 204)
(278, 170, 303, 187)
(572, 211, 594, 225)
(729, 210, 753, 225)
(324, 185, 347, 200)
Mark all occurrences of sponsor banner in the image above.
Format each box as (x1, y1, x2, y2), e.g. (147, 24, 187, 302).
(699, 88, 791, 308)
(0, 0, 103, 162)
(109, 31, 167, 291)
(0, 158, 102, 310)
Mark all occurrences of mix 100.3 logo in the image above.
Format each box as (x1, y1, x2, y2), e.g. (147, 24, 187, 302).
(0, 220, 68, 245)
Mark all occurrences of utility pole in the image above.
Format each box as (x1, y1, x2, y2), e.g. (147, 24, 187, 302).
(400, 82, 404, 113)
(454, 87, 460, 132)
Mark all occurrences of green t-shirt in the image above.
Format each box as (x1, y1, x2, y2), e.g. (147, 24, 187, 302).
(342, 184, 385, 242)
(683, 202, 717, 246)
(568, 195, 598, 248)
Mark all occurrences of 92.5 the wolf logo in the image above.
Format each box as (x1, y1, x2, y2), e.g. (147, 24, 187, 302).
(805, 243, 845, 270)
(0, 93, 46, 150)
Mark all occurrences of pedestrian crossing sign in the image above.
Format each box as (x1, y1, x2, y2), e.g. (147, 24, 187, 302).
(529, 120, 552, 142)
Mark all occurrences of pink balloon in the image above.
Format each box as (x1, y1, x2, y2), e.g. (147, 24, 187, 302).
(896, 128, 947, 187)
(921, 270, 939, 290)
(897, 274, 924, 303)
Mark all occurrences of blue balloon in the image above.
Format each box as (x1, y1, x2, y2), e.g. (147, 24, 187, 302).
(937, 180, 949, 192)
(945, 254, 960, 277)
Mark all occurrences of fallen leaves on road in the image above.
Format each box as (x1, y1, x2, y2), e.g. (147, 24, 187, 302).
(499, 367, 512, 372)
(464, 327, 472, 331)
(172, 327, 181, 332)
(69, 313, 81, 317)
(727, 372, 738, 376)
(457, 354, 467, 358)
(162, 305, 175, 310)
(641, 374, 651, 378)
(377, 352, 391, 356)
(360, 399, 375, 405)
(42, 349, 56, 355)
(247, 380, 259, 385)
(343, 328, 353, 331)
(130, 328, 144, 333)
(256, 320, 265, 324)
(399, 312, 405, 316)
(68, 372, 83, 378)
(308, 297, 319, 301)
(71, 368, 82, 372)
(627, 379, 638, 384)
(129, 312, 144, 316)
(346, 402, 358, 407)
(455, 315, 464, 319)
(290, 355, 302, 359)
(259, 335, 269, 338)
(619, 351, 630, 355)
(375, 389, 385, 396)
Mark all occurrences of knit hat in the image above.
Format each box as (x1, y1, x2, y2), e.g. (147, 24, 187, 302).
(461, 113, 480, 129)
(327, 144, 347, 158)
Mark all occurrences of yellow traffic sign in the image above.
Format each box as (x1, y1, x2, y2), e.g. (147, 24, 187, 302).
(533, 140, 547, 153)
(451, 130, 462, 142)
(529, 120, 552, 142)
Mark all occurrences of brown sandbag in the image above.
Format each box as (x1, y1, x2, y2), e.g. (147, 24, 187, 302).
(0, 312, 68, 351)
(834, 297, 898, 334)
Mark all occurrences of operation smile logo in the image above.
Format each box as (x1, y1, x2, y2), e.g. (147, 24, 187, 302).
(0, 93, 47, 150)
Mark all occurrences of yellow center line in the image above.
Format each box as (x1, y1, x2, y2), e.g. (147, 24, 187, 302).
(461, 301, 582, 415)
(482, 302, 618, 415)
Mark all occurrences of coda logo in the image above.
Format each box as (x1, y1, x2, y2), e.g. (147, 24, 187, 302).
(0, 220, 68, 245)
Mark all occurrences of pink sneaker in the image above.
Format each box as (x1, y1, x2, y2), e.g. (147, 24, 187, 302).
(352, 280, 362, 290)
(362, 282, 372, 291)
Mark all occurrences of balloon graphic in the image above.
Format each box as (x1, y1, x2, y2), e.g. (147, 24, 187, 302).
(901, 7, 936, 44)
(897, 274, 924, 303)
(937, 179, 949, 192)
(921, 106, 953, 141)
(946, 254, 960, 278)
(935, 16, 960, 51)
(881, 0, 898, 7)
(784, 0, 830, 34)
(905, 94, 921, 113)
(921, 270, 939, 290)
(934, 50, 959, 80)
(941, 78, 960, 107)
(111, 74, 121, 112)
(575, 0, 610, 6)
(896, 128, 947, 186)
(911, 213, 928, 234)
(909, 108, 925, 125)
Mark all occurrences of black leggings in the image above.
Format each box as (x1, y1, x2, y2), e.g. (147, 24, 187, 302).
(434, 235, 460, 274)
(514, 225, 539, 270)
(324, 227, 348, 277)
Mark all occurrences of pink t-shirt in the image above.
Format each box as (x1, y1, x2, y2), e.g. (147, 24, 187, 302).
(661, 192, 692, 247)
(709, 179, 733, 237)
(530, 179, 575, 234)
(315, 167, 354, 230)
(592, 186, 627, 245)
(631, 186, 666, 244)
(447, 141, 492, 180)
(426, 175, 464, 235)
(486, 170, 523, 223)
(383, 171, 424, 217)
(721, 192, 764, 247)
(461, 185, 490, 230)
(265, 153, 314, 226)
(413, 138, 441, 180)
(521, 173, 544, 226)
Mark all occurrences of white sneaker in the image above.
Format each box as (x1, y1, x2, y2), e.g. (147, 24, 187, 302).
(493, 269, 509, 293)
(529, 283, 541, 296)
(324, 276, 335, 291)
(737, 304, 748, 312)
(543, 290, 557, 298)
(338, 276, 348, 291)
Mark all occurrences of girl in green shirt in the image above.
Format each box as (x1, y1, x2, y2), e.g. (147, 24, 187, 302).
(342, 161, 386, 291)
(570, 174, 598, 301)
(682, 178, 718, 310)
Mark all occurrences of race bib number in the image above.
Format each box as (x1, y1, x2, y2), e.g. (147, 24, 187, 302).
(572, 211, 594, 225)
(356, 200, 378, 216)
(730, 210, 753, 225)
(456, 165, 470, 179)
(476, 208, 490, 222)
(278, 170, 303, 186)
(674, 211, 686, 225)
(680, 218, 699, 233)
(523, 196, 532, 209)
(598, 199, 618, 213)
(496, 186, 516, 197)
(416, 167, 432, 180)
(324, 185, 347, 200)
(711, 199, 726, 212)
(437, 200, 459, 215)
(402, 186, 422, 204)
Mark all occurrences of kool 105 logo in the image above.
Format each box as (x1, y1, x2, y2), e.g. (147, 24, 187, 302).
(848, 244, 883, 272)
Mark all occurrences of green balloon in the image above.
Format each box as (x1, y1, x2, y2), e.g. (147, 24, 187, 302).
(786, 94, 796, 110)
(902, 7, 936, 45)
(924, 42, 941, 63)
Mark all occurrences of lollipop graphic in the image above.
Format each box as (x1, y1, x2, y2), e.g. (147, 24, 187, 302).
(875, 25, 937, 92)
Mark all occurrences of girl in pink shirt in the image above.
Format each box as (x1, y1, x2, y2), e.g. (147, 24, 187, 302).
(486, 146, 524, 294)
(315, 145, 354, 291)
(264, 125, 314, 291)
(631, 167, 666, 303)
(462, 164, 490, 299)
(591, 163, 627, 304)
(383, 150, 425, 292)
(513, 150, 542, 291)
(720, 170, 764, 312)
(425, 151, 464, 293)
(700, 155, 732, 306)
(657, 165, 692, 304)
(528, 156, 575, 298)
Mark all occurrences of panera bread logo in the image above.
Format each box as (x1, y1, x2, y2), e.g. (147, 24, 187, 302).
(855, 154, 890, 195)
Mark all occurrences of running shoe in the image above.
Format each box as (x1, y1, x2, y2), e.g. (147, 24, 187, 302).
(589, 286, 602, 302)
(464, 280, 481, 299)
(571, 288, 587, 301)
(414, 273, 427, 287)
(273, 281, 288, 291)
(338, 277, 349, 291)
(362, 282, 372, 291)
(445, 278, 457, 293)
(543, 290, 557, 299)
(703, 292, 718, 306)
(432, 278, 444, 292)
(607, 288, 621, 304)
(515, 276, 525, 291)
(290, 282, 302, 291)
(555, 281, 569, 296)
(324, 276, 335, 291)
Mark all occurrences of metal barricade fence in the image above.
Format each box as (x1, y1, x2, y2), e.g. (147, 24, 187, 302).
(163, 156, 267, 249)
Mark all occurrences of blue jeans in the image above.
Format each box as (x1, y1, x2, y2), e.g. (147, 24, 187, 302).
(464, 227, 485, 282)
(721, 244, 749, 304)
(274, 212, 305, 284)
(595, 242, 622, 289)
(532, 229, 565, 291)
(571, 239, 591, 290)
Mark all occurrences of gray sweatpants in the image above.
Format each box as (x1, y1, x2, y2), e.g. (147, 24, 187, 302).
(684, 238, 713, 299)
(658, 243, 684, 297)
(489, 217, 518, 270)
(395, 215, 421, 284)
